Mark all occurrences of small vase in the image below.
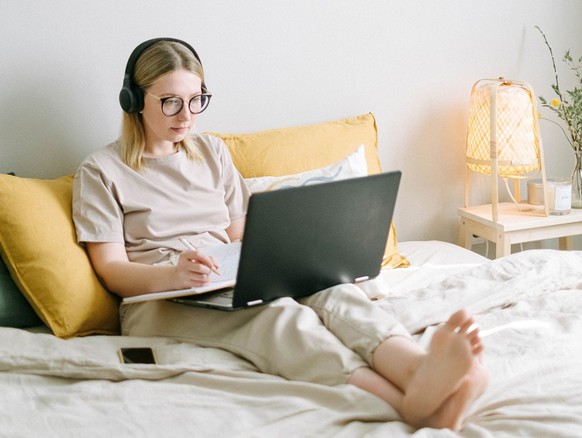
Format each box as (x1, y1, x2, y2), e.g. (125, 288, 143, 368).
(571, 151, 582, 208)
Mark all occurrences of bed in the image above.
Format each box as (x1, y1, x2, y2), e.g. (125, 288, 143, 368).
(1, 114, 582, 436)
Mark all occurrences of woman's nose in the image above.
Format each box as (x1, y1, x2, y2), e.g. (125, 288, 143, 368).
(177, 103, 191, 120)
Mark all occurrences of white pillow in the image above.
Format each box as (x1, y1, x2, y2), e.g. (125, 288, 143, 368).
(245, 145, 368, 193)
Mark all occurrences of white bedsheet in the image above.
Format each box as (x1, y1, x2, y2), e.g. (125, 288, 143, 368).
(1, 245, 582, 437)
(382, 240, 489, 292)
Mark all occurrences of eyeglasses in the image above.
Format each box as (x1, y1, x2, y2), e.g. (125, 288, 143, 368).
(145, 91, 212, 116)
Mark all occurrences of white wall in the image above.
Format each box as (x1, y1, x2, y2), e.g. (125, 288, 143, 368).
(2, 0, 582, 245)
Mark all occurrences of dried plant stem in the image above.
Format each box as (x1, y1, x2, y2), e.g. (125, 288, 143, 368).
(535, 25, 563, 100)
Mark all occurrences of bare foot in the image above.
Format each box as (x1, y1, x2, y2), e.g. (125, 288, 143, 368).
(400, 309, 486, 428)
(422, 358, 490, 430)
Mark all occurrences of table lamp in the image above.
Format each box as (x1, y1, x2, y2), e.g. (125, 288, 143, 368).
(465, 78, 548, 221)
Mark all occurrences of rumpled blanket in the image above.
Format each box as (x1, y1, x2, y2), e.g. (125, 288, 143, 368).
(1, 249, 581, 437)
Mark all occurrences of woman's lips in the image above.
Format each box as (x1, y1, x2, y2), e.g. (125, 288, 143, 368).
(171, 127, 189, 134)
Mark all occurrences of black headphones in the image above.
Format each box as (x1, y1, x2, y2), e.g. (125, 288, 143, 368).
(118, 37, 207, 113)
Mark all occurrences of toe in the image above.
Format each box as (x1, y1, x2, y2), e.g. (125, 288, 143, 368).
(446, 308, 471, 329)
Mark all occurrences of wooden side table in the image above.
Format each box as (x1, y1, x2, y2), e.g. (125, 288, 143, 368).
(458, 202, 582, 259)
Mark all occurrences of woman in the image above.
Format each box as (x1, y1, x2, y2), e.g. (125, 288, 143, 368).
(73, 38, 489, 430)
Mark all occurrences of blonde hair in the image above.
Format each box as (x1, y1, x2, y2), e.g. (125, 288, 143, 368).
(120, 40, 204, 170)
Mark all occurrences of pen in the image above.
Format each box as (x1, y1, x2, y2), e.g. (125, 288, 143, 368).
(179, 238, 220, 275)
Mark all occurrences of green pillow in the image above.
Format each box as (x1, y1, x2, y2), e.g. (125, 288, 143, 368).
(0, 256, 42, 327)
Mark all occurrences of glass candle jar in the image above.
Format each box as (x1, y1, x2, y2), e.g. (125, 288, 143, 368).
(527, 178, 572, 215)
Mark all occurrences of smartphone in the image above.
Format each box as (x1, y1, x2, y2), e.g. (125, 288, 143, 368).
(118, 347, 157, 364)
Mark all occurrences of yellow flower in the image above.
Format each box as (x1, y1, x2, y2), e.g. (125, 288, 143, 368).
(550, 98, 561, 108)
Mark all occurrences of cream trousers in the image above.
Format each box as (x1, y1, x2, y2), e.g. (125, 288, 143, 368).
(120, 283, 412, 386)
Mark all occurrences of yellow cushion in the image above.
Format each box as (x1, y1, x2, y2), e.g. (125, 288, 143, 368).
(0, 175, 120, 338)
(210, 112, 409, 269)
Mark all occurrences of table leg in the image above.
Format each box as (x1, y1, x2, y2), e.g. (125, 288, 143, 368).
(559, 236, 574, 250)
(458, 220, 472, 250)
(496, 233, 511, 258)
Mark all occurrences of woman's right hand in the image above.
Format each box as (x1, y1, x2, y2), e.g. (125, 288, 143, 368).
(84, 242, 220, 298)
(175, 250, 220, 289)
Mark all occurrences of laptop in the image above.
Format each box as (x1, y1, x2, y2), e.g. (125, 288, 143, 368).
(123, 171, 401, 310)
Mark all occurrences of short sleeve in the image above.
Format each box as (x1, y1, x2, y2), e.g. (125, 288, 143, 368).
(72, 160, 125, 244)
(212, 136, 250, 221)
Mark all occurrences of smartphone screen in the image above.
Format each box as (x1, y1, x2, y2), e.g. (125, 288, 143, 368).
(118, 347, 157, 364)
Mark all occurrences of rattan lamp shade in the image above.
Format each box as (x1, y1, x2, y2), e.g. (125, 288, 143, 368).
(464, 78, 548, 221)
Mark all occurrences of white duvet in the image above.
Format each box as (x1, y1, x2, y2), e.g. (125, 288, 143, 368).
(1, 249, 582, 437)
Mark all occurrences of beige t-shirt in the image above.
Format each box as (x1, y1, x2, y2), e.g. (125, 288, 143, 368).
(73, 134, 250, 265)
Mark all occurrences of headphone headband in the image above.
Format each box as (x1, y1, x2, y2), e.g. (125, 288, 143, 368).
(119, 37, 207, 113)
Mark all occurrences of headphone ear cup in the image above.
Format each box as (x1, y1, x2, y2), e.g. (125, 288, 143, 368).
(119, 85, 135, 113)
(119, 79, 144, 113)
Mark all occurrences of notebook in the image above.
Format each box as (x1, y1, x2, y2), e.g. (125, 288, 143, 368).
(123, 171, 401, 310)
